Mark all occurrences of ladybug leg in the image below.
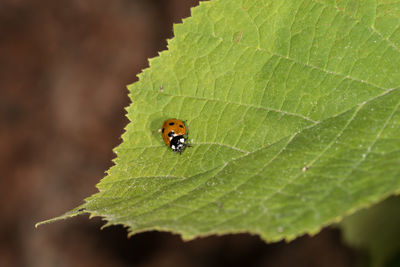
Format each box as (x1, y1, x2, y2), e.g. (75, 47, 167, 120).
(184, 120, 190, 133)
(183, 121, 193, 148)
(185, 137, 192, 148)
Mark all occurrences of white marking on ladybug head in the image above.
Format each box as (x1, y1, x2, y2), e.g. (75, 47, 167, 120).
(179, 138, 184, 143)
(171, 145, 176, 149)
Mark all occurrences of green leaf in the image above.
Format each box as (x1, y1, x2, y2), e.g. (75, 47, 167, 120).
(37, 0, 400, 242)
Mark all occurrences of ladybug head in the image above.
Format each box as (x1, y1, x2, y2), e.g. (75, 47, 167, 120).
(170, 135, 186, 154)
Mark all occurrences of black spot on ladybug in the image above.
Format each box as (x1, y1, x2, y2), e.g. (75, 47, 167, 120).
(179, 124, 184, 128)
(168, 131, 174, 137)
(162, 128, 165, 133)
(169, 122, 175, 126)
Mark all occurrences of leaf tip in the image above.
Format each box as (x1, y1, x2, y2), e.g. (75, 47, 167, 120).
(35, 207, 88, 229)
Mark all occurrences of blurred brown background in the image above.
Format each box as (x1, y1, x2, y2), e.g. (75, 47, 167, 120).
(0, 1, 356, 266)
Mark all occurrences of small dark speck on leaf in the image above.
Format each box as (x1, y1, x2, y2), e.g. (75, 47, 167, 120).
(237, 31, 243, 43)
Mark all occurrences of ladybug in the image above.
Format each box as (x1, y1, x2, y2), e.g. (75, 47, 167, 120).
(161, 119, 190, 154)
